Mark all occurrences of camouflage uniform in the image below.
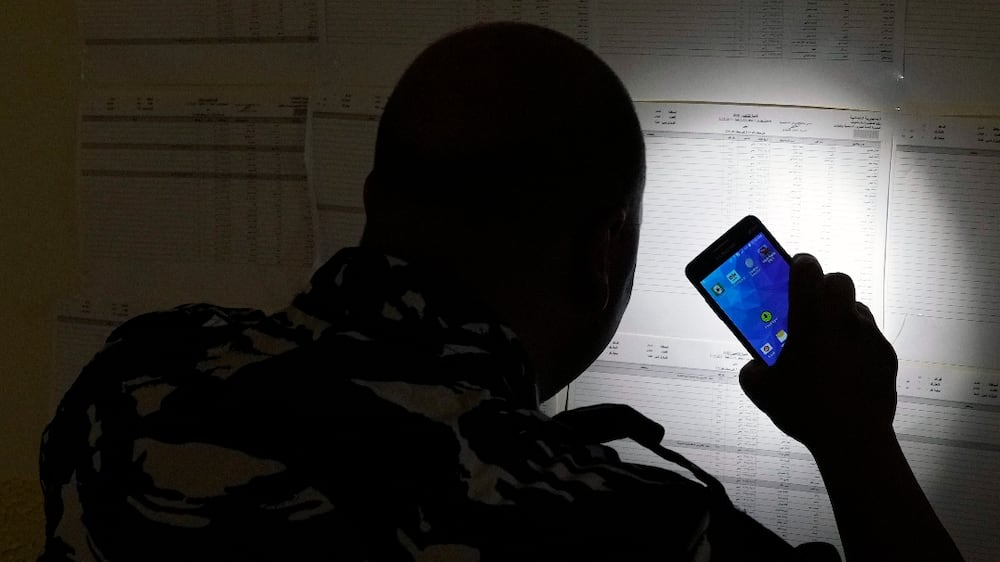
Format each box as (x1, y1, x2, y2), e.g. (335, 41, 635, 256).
(40, 248, 713, 561)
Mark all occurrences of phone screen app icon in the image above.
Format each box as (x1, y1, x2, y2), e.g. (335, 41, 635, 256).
(712, 283, 725, 296)
(760, 342, 774, 355)
(726, 270, 742, 284)
(776, 329, 788, 343)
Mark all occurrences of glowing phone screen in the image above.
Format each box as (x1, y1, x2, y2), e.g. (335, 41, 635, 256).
(699, 232, 790, 366)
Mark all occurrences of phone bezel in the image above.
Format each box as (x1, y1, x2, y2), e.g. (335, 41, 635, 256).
(684, 215, 794, 364)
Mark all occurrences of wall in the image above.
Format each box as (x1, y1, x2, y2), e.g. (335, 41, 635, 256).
(0, 3, 80, 560)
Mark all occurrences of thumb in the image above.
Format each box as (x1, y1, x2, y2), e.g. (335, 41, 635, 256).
(739, 359, 774, 412)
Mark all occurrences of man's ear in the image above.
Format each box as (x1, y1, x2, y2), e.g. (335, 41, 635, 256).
(587, 207, 628, 312)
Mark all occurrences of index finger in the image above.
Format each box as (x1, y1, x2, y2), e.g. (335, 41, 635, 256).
(787, 253, 824, 339)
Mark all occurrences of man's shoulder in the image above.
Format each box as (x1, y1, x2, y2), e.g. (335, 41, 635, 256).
(104, 302, 303, 354)
(77, 302, 318, 385)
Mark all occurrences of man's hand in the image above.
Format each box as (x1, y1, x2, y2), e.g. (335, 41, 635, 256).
(739, 253, 897, 454)
(739, 253, 963, 561)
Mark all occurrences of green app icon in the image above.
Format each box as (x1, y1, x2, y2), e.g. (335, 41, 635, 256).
(760, 310, 773, 323)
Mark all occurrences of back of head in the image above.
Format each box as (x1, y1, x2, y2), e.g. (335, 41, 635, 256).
(365, 22, 644, 251)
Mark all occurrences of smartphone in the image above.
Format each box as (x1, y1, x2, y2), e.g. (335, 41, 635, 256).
(685, 216, 793, 366)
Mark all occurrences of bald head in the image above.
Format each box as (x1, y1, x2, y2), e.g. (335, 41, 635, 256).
(365, 22, 644, 246)
(361, 23, 644, 399)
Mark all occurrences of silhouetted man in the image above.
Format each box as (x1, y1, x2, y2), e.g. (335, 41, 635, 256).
(40, 23, 962, 561)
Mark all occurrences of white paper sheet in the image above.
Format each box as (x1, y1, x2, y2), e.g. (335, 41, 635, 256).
(306, 87, 388, 262)
(316, 209, 366, 263)
(884, 115, 1000, 370)
(900, 0, 1000, 114)
(595, 0, 904, 109)
(78, 0, 324, 83)
(570, 334, 1000, 560)
(622, 102, 890, 344)
(77, 88, 316, 310)
(324, 0, 594, 87)
(570, 335, 840, 549)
